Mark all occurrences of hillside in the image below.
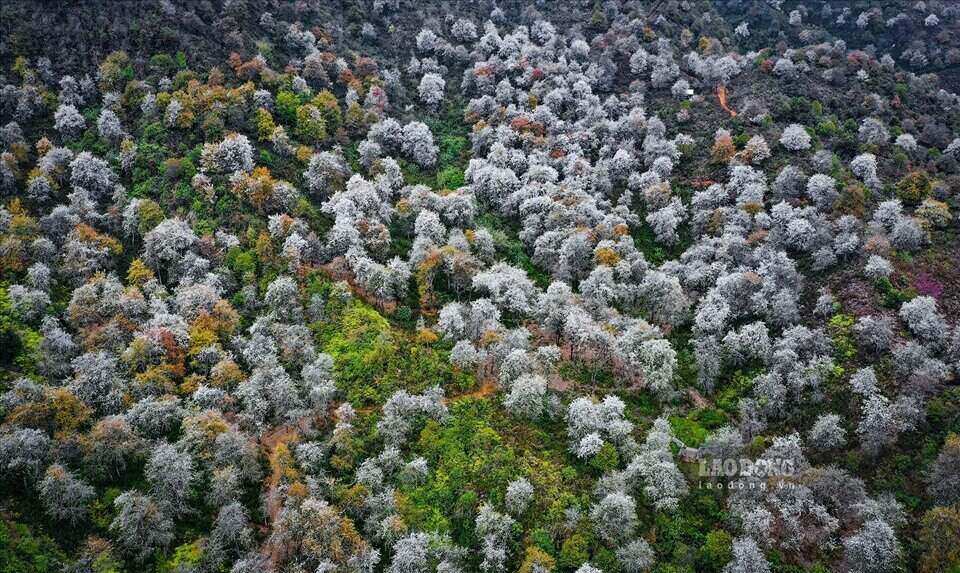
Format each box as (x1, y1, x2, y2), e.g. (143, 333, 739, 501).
(1, 2, 959, 573)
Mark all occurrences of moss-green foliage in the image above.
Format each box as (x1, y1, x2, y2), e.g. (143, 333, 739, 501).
(715, 369, 760, 415)
(670, 409, 728, 448)
(275, 90, 301, 125)
(648, 486, 728, 569)
(476, 213, 551, 289)
(0, 520, 66, 573)
(225, 247, 257, 276)
(295, 104, 327, 143)
(0, 287, 24, 368)
(399, 398, 520, 541)
(0, 286, 41, 374)
(558, 532, 592, 570)
(436, 165, 465, 189)
(318, 300, 474, 407)
(149, 53, 177, 75)
(896, 170, 932, 205)
(629, 216, 692, 268)
(157, 539, 203, 573)
(827, 313, 857, 362)
(700, 529, 733, 572)
(874, 277, 916, 308)
(589, 441, 620, 473)
(438, 135, 468, 167)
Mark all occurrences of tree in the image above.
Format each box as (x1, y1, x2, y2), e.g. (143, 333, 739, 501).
(504, 374, 548, 419)
(415, 28, 439, 53)
(476, 504, 516, 573)
(843, 519, 901, 573)
(207, 466, 242, 508)
(849, 367, 879, 397)
(97, 108, 123, 144)
(7, 284, 50, 322)
(806, 174, 838, 211)
(890, 216, 925, 252)
(419, 72, 445, 110)
(39, 464, 95, 525)
(450, 340, 482, 370)
(537, 281, 575, 341)
(807, 413, 847, 452)
(303, 353, 337, 411)
(722, 537, 769, 573)
(206, 502, 253, 568)
(863, 256, 893, 281)
(304, 150, 351, 199)
(650, 53, 680, 88)
(566, 396, 634, 459)
(635, 338, 677, 398)
(927, 433, 960, 506)
(779, 124, 811, 151)
(918, 506, 960, 573)
(858, 118, 890, 146)
(231, 555, 272, 573)
(773, 165, 809, 199)
(377, 387, 448, 447)
(638, 271, 689, 327)
(590, 491, 637, 543)
(895, 133, 917, 152)
(626, 418, 688, 511)
(142, 218, 199, 273)
(473, 262, 539, 316)
(110, 490, 175, 562)
(70, 151, 116, 201)
(236, 363, 304, 427)
(269, 496, 371, 569)
(414, 209, 446, 243)
(854, 315, 895, 355)
(144, 441, 194, 516)
(630, 49, 649, 75)
(54, 104, 85, 138)
(773, 58, 798, 79)
(505, 477, 534, 515)
(851, 153, 881, 190)
(70, 351, 125, 414)
(857, 392, 909, 457)
(264, 275, 302, 320)
(0, 428, 50, 482)
(617, 539, 655, 573)
(84, 416, 142, 480)
(401, 121, 438, 168)
(646, 198, 686, 246)
(743, 135, 770, 163)
(700, 426, 745, 461)
(388, 532, 431, 573)
(899, 296, 947, 345)
(451, 19, 478, 42)
(201, 133, 254, 174)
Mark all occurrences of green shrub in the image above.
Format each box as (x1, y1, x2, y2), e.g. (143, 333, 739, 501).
(436, 165, 465, 189)
(700, 529, 733, 571)
(275, 90, 300, 125)
(896, 170, 932, 205)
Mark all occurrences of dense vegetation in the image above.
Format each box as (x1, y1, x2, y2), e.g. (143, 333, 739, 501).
(1, 2, 959, 573)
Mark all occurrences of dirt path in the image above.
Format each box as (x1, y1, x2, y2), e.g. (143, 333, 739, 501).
(447, 379, 499, 403)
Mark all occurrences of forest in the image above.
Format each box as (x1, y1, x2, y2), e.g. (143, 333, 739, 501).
(0, 1, 959, 572)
